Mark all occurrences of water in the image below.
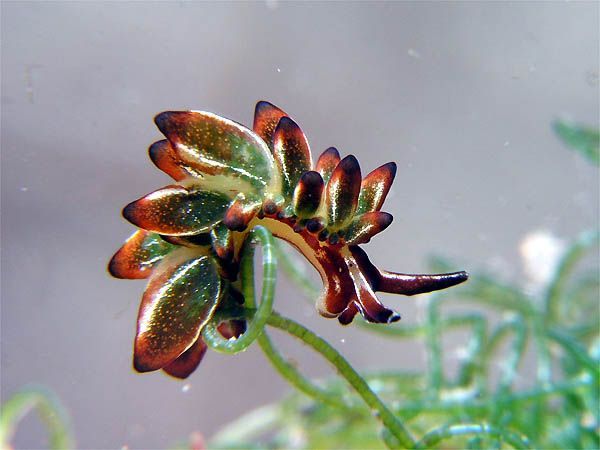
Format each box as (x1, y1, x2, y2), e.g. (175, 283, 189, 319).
(2, 2, 597, 448)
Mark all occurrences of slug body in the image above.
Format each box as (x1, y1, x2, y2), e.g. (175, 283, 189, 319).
(109, 101, 468, 378)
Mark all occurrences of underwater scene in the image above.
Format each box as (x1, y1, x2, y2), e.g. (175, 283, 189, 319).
(2, 2, 598, 449)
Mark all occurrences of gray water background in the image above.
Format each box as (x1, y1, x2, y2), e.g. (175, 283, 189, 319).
(2, 2, 598, 449)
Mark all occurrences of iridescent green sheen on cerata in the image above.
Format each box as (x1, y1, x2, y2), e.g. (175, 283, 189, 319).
(356, 162, 397, 214)
(293, 171, 324, 219)
(326, 155, 361, 230)
(155, 111, 278, 195)
(315, 147, 341, 184)
(273, 116, 312, 200)
(109, 230, 177, 279)
(344, 211, 393, 245)
(123, 186, 230, 236)
(210, 222, 234, 260)
(109, 100, 468, 379)
(148, 140, 195, 181)
(134, 255, 222, 372)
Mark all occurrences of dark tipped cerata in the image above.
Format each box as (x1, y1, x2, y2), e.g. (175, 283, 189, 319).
(109, 101, 468, 378)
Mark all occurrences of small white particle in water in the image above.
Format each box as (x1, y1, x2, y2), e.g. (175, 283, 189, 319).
(340, 338, 346, 343)
(585, 70, 599, 86)
(581, 412, 595, 428)
(407, 48, 421, 59)
(182, 383, 191, 393)
(580, 372, 592, 383)
(503, 141, 510, 147)
(454, 346, 470, 361)
(520, 230, 566, 294)
(276, 67, 281, 73)
(20, 187, 28, 192)
(440, 386, 477, 402)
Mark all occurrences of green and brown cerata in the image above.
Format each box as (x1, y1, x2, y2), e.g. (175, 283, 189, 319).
(109, 101, 468, 378)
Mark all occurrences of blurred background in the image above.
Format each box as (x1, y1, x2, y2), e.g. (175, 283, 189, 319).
(1, 2, 598, 449)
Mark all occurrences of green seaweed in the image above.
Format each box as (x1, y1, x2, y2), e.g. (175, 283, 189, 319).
(0, 386, 74, 450)
(210, 227, 599, 449)
(553, 120, 600, 166)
